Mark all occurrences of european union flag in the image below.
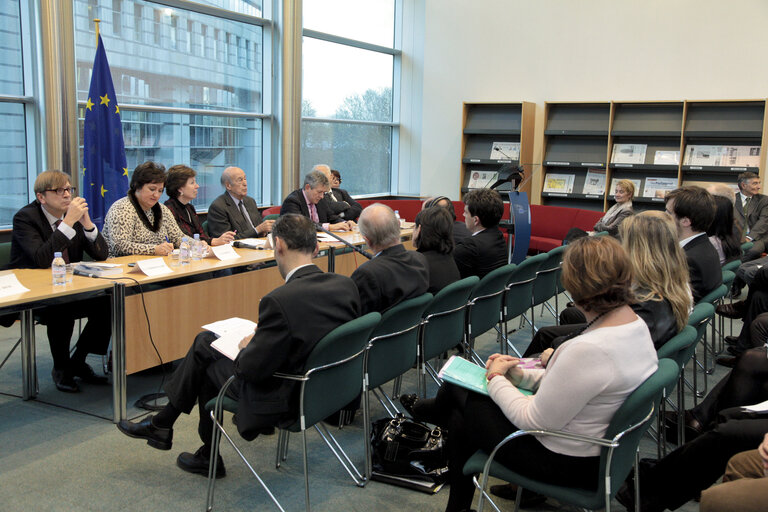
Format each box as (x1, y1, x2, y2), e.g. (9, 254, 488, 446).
(83, 34, 128, 229)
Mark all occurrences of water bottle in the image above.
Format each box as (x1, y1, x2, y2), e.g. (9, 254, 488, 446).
(191, 234, 202, 261)
(179, 236, 191, 265)
(394, 210, 403, 228)
(52, 252, 66, 286)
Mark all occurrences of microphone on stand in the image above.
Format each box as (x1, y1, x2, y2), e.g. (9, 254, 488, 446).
(316, 224, 373, 259)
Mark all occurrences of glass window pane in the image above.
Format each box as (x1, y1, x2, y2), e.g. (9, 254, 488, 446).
(74, 0, 263, 112)
(0, 0, 24, 96)
(302, 38, 392, 120)
(301, 121, 391, 195)
(78, 108, 264, 207)
(303, 0, 394, 48)
(0, 102, 28, 228)
(195, 0, 263, 17)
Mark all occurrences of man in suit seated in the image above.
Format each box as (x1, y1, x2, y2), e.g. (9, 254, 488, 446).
(453, 188, 508, 279)
(116, 214, 361, 477)
(664, 186, 721, 303)
(352, 203, 429, 315)
(422, 195, 471, 245)
(281, 170, 354, 231)
(10, 170, 111, 392)
(734, 171, 768, 262)
(312, 164, 362, 222)
(206, 166, 274, 239)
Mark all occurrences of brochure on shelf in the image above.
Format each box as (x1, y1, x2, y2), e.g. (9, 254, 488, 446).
(582, 168, 606, 195)
(468, 170, 499, 189)
(489, 141, 520, 161)
(643, 177, 678, 198)
(684, 145, 760, 167)
(543, 173, 575, 193)
(611, 144, 647, 164)
(653, 150, 680, 165)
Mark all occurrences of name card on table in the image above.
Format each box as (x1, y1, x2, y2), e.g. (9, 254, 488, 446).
(0, 272, 30, 298)
(130, 258, 173, 277)
(209, 244, 241, 261)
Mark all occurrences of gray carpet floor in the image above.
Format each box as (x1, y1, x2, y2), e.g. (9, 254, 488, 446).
(0, 296, 731, 511)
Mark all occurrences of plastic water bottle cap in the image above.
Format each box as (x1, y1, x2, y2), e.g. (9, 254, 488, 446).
(194, 234, 200, 240)
(54, 252, 62, 257)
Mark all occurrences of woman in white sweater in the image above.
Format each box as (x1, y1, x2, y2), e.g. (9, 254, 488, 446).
(408, 236, 658, 512)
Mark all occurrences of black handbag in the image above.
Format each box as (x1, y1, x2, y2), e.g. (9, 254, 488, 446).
(370, 413, 449, 492)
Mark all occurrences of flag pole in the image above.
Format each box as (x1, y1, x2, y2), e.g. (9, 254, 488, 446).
(94, 18, 100, 43)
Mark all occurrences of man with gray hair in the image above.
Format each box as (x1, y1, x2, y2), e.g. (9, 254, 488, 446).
(734, 171, 768, 262)
(352, 203, 429, 315)
(280, 170, 353, 231)
(207, 166, 274, 239)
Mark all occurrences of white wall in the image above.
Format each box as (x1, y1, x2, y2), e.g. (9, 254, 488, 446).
(414, 0, 768, 199)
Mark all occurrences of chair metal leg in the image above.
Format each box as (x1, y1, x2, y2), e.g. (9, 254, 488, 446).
(315, 423, 366, 487)
(364, 381, 373, 481)
(302, 430, 311, 512)
(633, 449, 641, 512)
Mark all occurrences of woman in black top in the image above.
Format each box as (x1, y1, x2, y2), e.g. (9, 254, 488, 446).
(414, 206, 460, 294)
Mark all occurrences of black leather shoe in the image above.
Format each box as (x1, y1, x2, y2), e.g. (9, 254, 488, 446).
(117, 415, 173, 450)
(51, 368, 80, 393)
(726, 345, 743, 357)
(663, 410, 703, 445)
(489, 483, 547, 507)
(71, 361, 109, 385)
(177, 446, 226, 478)
(716, 356, 737, 368)
(716, 301, 746, 319)
(724, 335, 739, 346)
(399, 394, 419, 416)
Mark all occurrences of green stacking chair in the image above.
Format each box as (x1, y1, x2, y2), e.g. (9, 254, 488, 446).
(464, 264, 518, 366)
(498, 253, 547, 356)
(418, 277, 478, 396)
(202, 219, 209, 237)
(684, 302, 715, 411)
(463, 359, 679, 512)
(719, 269, 736, 346)
(695, 284, 727, 395)
(0, 242, 22, 374)
(264, 214, 280, 221)
(527, 245, 566, 334)
(740, 241, 754, 255)
(205, 312, 381, 512)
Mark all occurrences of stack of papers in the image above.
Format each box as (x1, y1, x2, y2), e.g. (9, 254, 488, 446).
(438, 355, 533, 396)
(203, 317, 258, 360)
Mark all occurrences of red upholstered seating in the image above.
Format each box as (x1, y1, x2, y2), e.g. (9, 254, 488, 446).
(357, 199, 423, 221)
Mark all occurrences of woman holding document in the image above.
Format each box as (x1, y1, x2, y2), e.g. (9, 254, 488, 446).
(405, 236, 658, 512)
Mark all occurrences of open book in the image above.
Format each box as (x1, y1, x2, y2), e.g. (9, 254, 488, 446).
(203, 317, 257, 360)
(438, 355, 534, 396)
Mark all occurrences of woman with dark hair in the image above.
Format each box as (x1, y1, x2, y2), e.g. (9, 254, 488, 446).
(707, 194, 741, 265)
(103, 161, 185, 256)
(164, 165, 235, 247)
(413, 207, 460, 293)
(403, 236, 658, 512)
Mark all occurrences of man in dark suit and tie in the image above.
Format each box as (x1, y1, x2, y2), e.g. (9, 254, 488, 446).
(116, 214, 361, 477)
(453, 188, 508, 279)
(664, 186, 722, 303)
(206, 166, 274, 239)
(352, 203, 429, 315)
(280, 170, 354, 231)
(9, 170, 111, 392)
(734, 171, 768, 262)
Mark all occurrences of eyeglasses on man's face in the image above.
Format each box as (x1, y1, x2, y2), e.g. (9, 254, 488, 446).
(45, 186, 76, 196)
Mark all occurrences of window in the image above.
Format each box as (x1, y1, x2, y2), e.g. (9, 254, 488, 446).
(301, 0, 399, 196)
(73, 0, 270, 210)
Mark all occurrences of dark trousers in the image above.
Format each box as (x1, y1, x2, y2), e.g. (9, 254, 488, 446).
(163, 331, 237, 447)
(522, 323, 583, 357)
(37, 296, 111, 371)
(692, 347, 768, 428)
(643, 407, 768, 511)
(740, 239, 766, 263)
(415, 383, 600, 512)
(735, 289, 768, 354)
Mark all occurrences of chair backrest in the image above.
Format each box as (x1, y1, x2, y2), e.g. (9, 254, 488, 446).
(656, 326, 698, 394)
(721, 259, 741, 273)
(503, 253, 547, 320)
(697, 284, 727, 305)
(262, 205, 282, 216)
(299, 312, 381, 427)
(600, 358, 679, 500)
(687, 302, 715, 350)
(421, 276, 479, 361)
(0, 242, 11, 270)
(263, 214, 279, 221)
(467, 264, 517, 338)
(532, 245, 566, 306)
(366, 293, 433, 389)
(721, 270, 735, 288)
(741, 241, 754, 255)
(202, 219, 209, 237)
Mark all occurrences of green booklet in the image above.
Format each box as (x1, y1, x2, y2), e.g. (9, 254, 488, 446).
(438, 355, 534, 396)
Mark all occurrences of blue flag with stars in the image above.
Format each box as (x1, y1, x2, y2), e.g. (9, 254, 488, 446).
(83, 34, 128, 229)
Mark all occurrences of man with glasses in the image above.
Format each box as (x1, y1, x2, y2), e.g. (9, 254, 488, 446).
(206, 166, 274, 240)
(313, 164, 362, 222)
(9, 170, 111, 392)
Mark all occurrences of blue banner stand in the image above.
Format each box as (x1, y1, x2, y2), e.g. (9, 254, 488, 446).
(508, 191, 531, 264)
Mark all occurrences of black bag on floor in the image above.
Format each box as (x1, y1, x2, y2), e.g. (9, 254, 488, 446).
(370, 413, 449, 493)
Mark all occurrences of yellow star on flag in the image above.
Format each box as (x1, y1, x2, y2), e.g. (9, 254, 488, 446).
(100, 94, 110, 107)
(86, 98, 94, 111)
(115, 105, 120, 115)
(82, 167, 86, 175)
(122, 168, 129, 176)
(90, 182, 94, 187)
(100, 184, 107, 197)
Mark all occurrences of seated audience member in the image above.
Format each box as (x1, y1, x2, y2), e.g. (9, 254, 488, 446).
(422, 196, 471, 245)
(10, 170, 110, 392)
(116, 215, 361, 476)
(707, 193, 741, 265)
(206, 166, 274, 240)
(323, 166, 362, 221)
(453, 188, 507, 279)
(281, 170, 354, 231)
(403, 236, 657, 512)
(413, 206, 460, 294)
(163, 164, 235, 247)
(565, 179, 635, 241)
(352, 203, 429, 315)
(102, 161, 185, 257)
(699, 434, 768, 512)
(664, 186, 722, 302)
(717, 265, 768, 366)
(527, 211, 691, 357)
(734, 171, 768, 262)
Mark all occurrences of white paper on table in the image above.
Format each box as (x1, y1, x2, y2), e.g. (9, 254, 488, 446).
(317, 232, 340, 242)
(0, 272, 30, 298)
(742, 398, 768, 413)
(129, 258, 173, 277)
(203, 317, 257, 361)
(236, 238, 267, 249)
(209, 244, 241, 260)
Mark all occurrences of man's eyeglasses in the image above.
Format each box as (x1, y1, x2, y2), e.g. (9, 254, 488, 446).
(45, 187, 76, 196)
